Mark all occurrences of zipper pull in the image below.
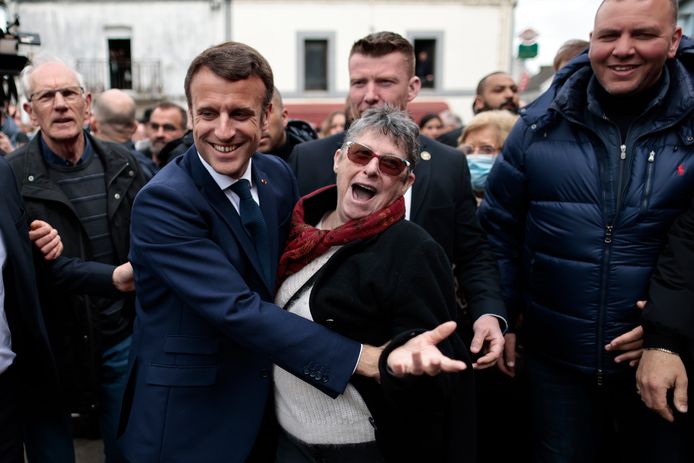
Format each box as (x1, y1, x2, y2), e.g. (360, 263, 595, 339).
(604, 225, 614, 244)
(620, 145, 627, 160)
(648, 150, 655, 162)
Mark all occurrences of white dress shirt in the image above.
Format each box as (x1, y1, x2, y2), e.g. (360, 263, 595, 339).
(197, 152, 259, 210)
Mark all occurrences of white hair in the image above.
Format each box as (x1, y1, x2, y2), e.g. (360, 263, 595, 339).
(20, 53, 86, 99)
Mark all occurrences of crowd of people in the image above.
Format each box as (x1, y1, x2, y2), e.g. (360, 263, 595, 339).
(1, 0, 693, 462)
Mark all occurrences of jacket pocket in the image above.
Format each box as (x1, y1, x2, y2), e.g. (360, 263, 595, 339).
(146, 364, 218, 387)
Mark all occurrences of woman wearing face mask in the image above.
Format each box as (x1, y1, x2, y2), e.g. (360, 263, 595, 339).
(458, 110, 518, 204)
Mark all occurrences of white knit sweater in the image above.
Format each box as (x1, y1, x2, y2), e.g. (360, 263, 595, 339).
(273, 246, 375, 445)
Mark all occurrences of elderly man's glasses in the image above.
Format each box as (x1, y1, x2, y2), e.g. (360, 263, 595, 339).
(29, 86, 84, 105)
(460, 144, 498, 155)
(343, 141, 411, 176)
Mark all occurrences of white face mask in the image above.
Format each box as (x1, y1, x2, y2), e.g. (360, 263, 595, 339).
(466, 154, 498, 191)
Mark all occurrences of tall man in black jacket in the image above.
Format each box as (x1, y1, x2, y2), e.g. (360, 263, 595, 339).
(0, 156, 58, 463)
(288, 31, 507, 366)
(637, 190, 694, 459)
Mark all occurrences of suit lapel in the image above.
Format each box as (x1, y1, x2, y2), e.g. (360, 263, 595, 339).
(184, 149, 272, 294)
(410, 135, 432, 222)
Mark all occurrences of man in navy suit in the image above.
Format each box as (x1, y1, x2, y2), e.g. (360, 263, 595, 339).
(118, 41, 465, 463)
(289, 31, 507, 367)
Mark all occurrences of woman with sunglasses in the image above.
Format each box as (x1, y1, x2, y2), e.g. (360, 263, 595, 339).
(273, 106, 473, 463)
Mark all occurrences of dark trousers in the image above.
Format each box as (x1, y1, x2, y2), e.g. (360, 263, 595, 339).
(526, 353, 691, 463)
(275, 430, 384, 463)
(476, 366, 531, 463)
(0, 365, 23, 463)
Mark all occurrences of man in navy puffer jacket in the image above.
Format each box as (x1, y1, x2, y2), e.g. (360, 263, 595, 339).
(480, 0, 694, 461)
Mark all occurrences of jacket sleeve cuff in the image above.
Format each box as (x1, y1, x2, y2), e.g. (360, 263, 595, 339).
(642, 322, 686, 354)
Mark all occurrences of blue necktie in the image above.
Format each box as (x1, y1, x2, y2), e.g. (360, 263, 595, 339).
(229, 179, 272, 285)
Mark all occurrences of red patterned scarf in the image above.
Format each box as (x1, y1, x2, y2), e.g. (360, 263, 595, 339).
(277, 185, 405, 287)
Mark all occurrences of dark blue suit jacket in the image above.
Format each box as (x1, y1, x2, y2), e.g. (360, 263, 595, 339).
(118, 147, 361, 463)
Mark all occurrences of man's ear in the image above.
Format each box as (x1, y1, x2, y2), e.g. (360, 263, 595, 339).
(668, 26, 683, 59)
(473, 96, 483, 112)
(126, 120, 138, 137)
(407, 76, 421, 103)
(90, 117, 100, 135)
(281, 107, 289, 129)
(23, 101, 39, 128)
(261, 103, 271, 132)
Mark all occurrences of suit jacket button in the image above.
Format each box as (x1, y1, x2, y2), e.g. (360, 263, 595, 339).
(259, 369, 270, 379)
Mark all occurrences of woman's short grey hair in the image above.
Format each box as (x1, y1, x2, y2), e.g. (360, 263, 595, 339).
(20, 53, 86, 99)
(343, 105, 420, 166)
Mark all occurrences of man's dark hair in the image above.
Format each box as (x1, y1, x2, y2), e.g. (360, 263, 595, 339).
(350, 32, 415, 77)
(476, 71, 507, 96)
(140, 107, 153, 124)
(184, 41, 274, 112)
(152, 101, 187, 129)
(419, 113, 441, 129)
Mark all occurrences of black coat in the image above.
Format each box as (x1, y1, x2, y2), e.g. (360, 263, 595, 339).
(6, 131, 145, 413)
(300, 188, 475, 462)
(644, 189, 694, 362)
(288, 133, 506, 327)
(0, 156, 58, 408)
(0, 157, 117, 413)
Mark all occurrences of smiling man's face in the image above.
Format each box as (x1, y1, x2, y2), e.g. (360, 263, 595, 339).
(190, 66, 268, 179)
(589, 0, 681, 95)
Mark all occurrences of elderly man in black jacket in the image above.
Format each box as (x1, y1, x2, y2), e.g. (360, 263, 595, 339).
(7, 56, 145, 463)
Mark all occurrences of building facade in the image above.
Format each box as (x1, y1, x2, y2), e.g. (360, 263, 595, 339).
(10, 0, 516, 124)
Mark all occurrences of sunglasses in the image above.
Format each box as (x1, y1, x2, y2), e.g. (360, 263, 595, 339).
(343, 141, 412, 176)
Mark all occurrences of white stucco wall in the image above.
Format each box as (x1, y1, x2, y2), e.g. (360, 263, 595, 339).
(232, 0, 514, 120)
(11, 0, 515, 121)
(14, 1, 226, 100)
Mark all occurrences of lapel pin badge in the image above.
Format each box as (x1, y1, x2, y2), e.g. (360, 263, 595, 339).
(260, 178, 268, 185)
(420, 151, 432, 161)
